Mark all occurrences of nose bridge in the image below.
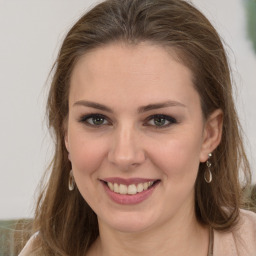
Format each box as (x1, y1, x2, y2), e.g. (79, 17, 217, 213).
(108, 121, 145, 168)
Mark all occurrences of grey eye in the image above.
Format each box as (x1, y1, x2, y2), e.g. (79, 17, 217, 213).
(87, 116, 108, 126)
(146, 114, 177, 128)
(153, 117, 168, 126)
(80, 114, 109, 127)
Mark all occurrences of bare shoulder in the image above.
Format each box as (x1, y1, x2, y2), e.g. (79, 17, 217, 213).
(18, 232, 40, 256)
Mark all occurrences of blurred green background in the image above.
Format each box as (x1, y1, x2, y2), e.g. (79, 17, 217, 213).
(245, 0, 256, 53)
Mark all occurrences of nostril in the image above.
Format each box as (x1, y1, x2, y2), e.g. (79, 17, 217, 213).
(108, 150, 146, 168)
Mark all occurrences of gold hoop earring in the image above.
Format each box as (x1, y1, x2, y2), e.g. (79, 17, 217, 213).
(204, 153, 212, 183)
(68, 170, 75, 191)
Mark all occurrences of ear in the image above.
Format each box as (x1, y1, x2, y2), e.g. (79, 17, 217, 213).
(64, 132, 72, 162)
(199, 109, 223, 162)
(65, 132, 69, 152)
(64, 118, 70, 153)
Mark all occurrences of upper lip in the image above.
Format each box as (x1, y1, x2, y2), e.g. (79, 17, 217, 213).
(100, 177, 159, 186)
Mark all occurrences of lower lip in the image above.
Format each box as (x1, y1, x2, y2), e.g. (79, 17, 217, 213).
(102, 182, 159, 205)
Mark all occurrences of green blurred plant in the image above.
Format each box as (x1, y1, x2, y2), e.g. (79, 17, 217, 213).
(245, 0, 256, 53)
(0, 219, 32, 256)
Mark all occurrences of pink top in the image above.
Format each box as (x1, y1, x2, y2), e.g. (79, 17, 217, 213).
(213, 209, 256, 256)
(19, 210, 256, 256)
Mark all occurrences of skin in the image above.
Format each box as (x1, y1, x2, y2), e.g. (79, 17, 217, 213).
(65, 42, 223, 256)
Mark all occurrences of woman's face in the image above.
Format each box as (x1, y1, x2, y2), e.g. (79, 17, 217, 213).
(65, 42, 216, 233)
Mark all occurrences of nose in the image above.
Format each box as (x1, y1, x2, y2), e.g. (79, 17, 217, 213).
(107, 124, 146, 170)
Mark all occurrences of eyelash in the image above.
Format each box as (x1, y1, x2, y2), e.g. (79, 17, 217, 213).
(78, 113, 177, 129)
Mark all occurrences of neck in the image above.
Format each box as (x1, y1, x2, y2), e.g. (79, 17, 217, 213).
(88, 208, 209, 256)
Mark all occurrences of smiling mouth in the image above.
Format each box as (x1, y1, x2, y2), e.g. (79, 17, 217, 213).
(102, 180, 160, 195)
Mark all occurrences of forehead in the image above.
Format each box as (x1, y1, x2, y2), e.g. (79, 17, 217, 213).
(69, 42, 199, 109)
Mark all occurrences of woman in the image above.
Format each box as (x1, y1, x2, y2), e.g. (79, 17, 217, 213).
(19, 0, 256, 255)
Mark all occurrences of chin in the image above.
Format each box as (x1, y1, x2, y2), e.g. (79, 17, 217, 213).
(98, 210, 159, 234)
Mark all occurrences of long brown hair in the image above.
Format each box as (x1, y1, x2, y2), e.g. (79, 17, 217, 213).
(32, 0, 252, 254)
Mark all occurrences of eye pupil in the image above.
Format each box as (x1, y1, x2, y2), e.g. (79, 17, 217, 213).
(93, 117, 104, 125)
(154, 117, 166, 126)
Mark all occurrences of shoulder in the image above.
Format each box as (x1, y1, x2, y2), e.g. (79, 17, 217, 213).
(235, 209, 256, 249)
(238, 209, 256, 232)
(18, 231, 40, 256)
(213, 209, 256, 256)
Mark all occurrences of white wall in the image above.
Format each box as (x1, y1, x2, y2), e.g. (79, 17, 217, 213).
(0, 0, 255, 219)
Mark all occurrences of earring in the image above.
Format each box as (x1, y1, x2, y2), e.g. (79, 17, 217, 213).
(204, 153, 212, 183)
(68, 170, 75, 191)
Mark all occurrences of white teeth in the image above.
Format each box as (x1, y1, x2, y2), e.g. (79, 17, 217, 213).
(119, 184, 128, 194)
(114, 183, 119, 193)
(108, 182, 114, 191)
(128, 184, 137, 195)
(106, 181, 156, 195)
(143, 182, 149, 190)
(137, 183, 144, 193)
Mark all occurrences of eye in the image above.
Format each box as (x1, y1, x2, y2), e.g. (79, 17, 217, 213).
(146, 114, 177, 128)
(79, 114, 110, 127)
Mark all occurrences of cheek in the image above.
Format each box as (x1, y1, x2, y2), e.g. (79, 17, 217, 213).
(68, 128, 108, 176)
(149, 133, 202, 181)
(67, 128, 110, 207)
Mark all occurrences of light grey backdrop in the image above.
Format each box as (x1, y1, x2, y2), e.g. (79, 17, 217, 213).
(0, 0, 255, 219)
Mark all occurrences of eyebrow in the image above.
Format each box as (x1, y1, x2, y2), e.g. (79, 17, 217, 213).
(73, 100, 113, 113)
(73, 100, 186, 113)
(138, 101, 186, 113)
